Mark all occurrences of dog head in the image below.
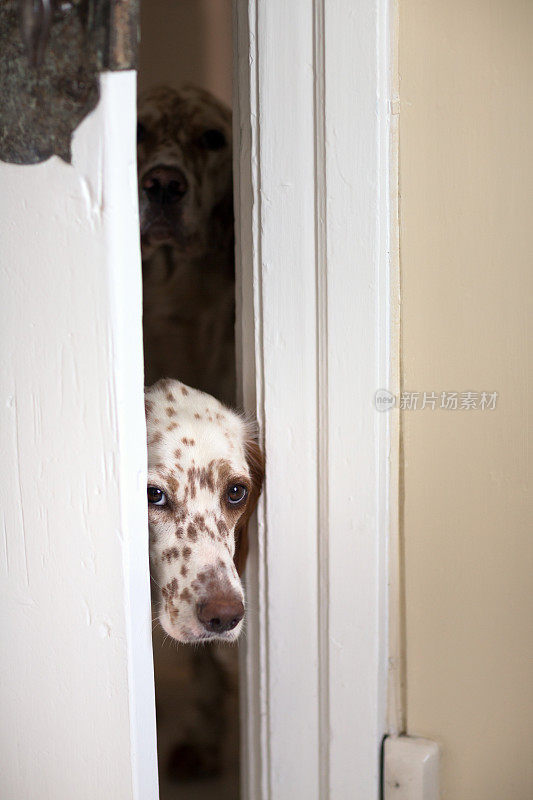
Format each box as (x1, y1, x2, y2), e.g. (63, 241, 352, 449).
(137, 85, 233, 260)
(145, 379, 264, 643)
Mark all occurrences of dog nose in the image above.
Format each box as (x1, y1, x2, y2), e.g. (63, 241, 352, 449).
(196, 595, 244, 634)
(142, 166, 188, 204)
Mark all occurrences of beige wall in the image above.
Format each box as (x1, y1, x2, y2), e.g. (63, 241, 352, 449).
(139, 0, 232, 105)
(399, 1, 533, 797)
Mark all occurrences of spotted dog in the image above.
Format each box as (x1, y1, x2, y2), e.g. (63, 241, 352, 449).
(138, 86, 235, 406)
(146, 378, 263, 642)
(146, 379, 264, 781)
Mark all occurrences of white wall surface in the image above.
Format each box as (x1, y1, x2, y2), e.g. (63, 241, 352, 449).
(0, 73, 158, 800)
(399, 2, 533, 797)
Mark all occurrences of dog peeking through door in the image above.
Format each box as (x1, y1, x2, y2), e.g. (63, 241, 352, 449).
(138, 85, 257, 791)
(145, 378, 263, 645)
(138, 85, 236, 408)
(145, 379, 264, 782)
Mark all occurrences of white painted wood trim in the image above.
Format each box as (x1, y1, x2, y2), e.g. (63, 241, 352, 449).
(233, 2, 269, 796)
(387, 0, 404, 738)
(0, 72, 158, 800)
(100, 72, 160, 800)
(234, 1, 395, 797)
(383, 736, 440, 800)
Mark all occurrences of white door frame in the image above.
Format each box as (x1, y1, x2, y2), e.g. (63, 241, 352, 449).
(234, 1, 396, 797)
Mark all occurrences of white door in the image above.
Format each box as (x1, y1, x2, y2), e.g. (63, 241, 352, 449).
(0, 71, 158, 800)
(0, 2, 395, 798)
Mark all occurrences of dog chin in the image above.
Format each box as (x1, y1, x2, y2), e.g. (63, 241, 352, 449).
(141, 226, 178, 250)
(142, 229, 203, 260)
(160, 614, 243, 644)
(141, 214, 207, 252)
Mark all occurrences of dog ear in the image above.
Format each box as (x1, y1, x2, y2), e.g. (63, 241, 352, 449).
(234, 437, 265, 576)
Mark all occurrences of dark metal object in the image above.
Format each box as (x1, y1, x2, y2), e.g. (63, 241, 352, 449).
(20, 0, 53, 67)
(106, 0, 139, 71)
(0, 0, 139, 165)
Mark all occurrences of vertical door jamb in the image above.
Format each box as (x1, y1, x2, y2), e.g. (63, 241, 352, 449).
(234, 1, 396, 797)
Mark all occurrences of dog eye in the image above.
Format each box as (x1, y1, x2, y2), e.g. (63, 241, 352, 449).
(137, 122, 147, 144)
(147, 486, 167, 506)
(199, 128, 226, 150)
(227, 484, 247, 505)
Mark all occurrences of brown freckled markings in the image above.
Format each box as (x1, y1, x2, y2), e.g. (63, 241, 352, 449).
(194, 413, 201, 420)
(196, 566, 224, 595)
(180, 386, 190, 396)
(162, 577, 179, 600)
(175, 526, 184, 539)
(216, 519, 229, 537)
(180, 564, 188, 577)
(162, 547, 179, 562)
(187, 524, 198, 541)
(167, 422, 178, 431)
(187, 463, 215, 494)
(166, 391, 175, 402)
(214, 459, 238, 492)
(168, 606, 179, 624)
(224, 431, 231, 441)
(181, 437, 195, 446)
(182, 546, 192, 561)
(215, 412, 225, 421)
(149, 431, 162, 445)
(180, 588, 192, 603)
(174, 448, 182, 459)
(167, 475, 179, 493)
(193, 513, 207, 531)
(166, 406, 176, 417)
(145, 400, 154, 414)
